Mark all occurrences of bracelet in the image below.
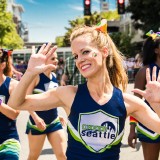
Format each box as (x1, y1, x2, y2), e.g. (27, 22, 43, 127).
(0, 99, 2, 106)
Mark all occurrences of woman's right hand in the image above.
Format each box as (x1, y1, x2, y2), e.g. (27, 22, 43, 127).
(27, 43, 57, 75)
(34, 116, 46, 131)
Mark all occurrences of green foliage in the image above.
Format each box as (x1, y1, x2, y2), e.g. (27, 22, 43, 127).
(56, 11, 113, 47)
(101, 10, 120, 20)
(111, 32, 133, 57)
(127, 0, 160, 34)
(0, 0, 24, 49)
(56, 10, 133, 57)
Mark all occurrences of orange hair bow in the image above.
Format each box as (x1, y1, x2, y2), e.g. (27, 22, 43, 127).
(95, 19, 107, 34)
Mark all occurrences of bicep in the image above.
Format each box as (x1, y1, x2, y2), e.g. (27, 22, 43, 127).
(20, 88, 64, 111)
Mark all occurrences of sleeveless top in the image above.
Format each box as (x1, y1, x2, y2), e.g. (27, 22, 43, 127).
(29, 73, 58, 124)
(0, 77, 19, 144)
(137, 63, 160, 140)
(67, 83, 127, 160)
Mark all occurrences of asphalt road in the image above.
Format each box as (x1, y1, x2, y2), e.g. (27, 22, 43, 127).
(17, 83, 145, 160)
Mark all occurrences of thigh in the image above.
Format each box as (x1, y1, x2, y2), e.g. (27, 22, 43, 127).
(47, 129, 67, 156)
(28, 132, 46, 155)
(141, 142, 160, 160)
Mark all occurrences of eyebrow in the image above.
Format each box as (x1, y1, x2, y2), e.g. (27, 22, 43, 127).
(72, 48, 85, 56)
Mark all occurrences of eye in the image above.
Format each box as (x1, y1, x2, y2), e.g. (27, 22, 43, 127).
(73, 55, 78, 60)
(51, 57, 57, 61)
(82, 50, 90, 55)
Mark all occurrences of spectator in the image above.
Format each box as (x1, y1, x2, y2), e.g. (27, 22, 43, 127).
(60, 56, 86, 86)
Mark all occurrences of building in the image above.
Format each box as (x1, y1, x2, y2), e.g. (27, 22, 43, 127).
(7, 0, 29, 42)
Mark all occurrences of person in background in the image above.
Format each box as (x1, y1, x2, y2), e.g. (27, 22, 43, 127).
(26, 48, 67, 160)
(8, 20, 160, 160)
(133, 53, 142, 79)
(126, 58, 134, 83)
(0, 49, 20, 159)
(128, 30, 160, 160)
(60, 56, 86, 86)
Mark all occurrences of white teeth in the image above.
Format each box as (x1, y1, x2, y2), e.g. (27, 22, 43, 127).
(81, 64, 90, 70)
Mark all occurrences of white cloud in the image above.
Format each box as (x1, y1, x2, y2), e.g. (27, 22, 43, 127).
(68, 4, 83, 11)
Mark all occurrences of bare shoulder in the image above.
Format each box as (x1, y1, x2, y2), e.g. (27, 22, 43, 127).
(56, 85, 77, 97)
(56, 85, 78, 114)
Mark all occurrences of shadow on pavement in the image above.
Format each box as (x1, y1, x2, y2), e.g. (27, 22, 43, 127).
(121, 142, 141, 151)
(41, 148, 54, 155)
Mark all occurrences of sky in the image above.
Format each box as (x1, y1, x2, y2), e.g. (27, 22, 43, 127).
(16, 0, 116, 43)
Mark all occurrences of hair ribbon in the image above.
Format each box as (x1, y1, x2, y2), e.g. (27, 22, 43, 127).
(146, 30, 160, 40)
(95, 19, 107, 34)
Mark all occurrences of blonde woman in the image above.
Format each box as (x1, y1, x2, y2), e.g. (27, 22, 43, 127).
(8, 20, 160, 160)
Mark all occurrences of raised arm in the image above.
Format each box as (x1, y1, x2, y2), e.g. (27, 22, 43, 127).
(133, 66, 160, 116)
(8, 43, 63, 111)
(124, 93, 160, 134)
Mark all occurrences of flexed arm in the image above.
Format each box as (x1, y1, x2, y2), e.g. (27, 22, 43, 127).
(8, 43, 60, 110)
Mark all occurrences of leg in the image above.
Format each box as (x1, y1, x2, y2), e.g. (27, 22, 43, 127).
(47, 129, 67, 160)
(141, 142, 160, 160)
(27, 132, 46, 160)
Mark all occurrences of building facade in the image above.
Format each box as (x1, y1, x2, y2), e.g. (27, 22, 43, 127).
(7, 0, 29, 42)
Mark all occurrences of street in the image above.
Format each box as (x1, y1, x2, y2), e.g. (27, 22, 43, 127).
(17, 83, 144, 160)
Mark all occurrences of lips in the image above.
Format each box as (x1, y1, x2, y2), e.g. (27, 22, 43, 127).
(81, 64, 91, 70)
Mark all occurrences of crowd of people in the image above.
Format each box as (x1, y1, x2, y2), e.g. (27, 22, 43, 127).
(0, 19, 160, 160)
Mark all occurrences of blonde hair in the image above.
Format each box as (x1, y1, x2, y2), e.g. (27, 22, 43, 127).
(70, 26, 128, 92)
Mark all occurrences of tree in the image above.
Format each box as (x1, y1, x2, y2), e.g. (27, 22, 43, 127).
(56, 11, 117, 47)
(127, 0, 160, 35)
(56, 10, 134, 58)
(0, 0, 23, 49)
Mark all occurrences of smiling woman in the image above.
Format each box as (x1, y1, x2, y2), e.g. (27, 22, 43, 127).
(8, 19, 160, 160)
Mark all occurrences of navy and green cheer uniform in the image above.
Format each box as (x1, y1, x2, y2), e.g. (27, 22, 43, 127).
(67, 83, 127, 160)
(137, 63, 160, 143)
(0, 77, 20, 160)
(26, 73, 63, 135)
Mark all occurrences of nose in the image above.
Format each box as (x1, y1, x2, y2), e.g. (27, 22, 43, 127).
(76, 55, 86, 63)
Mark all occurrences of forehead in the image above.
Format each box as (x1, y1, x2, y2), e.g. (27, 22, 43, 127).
(71, 34, 93, 52)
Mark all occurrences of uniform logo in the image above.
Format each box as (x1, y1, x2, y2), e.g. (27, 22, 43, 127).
(78, 109, 119, 152)
(44, 81, 58, 90)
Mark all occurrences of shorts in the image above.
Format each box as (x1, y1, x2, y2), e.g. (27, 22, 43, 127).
(137, 131, 160, 143)
(0, 138, 21, 160)
(26, 117, 63, 135)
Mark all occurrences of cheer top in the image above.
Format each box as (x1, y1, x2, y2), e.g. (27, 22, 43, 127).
(67, 83, 127, 160)
(29, 73, 58, 124)
(137, 63, 160, 140)
(0, 77, 19, 144)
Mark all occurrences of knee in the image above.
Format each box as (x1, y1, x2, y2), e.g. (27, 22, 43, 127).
(28, 152, 39, 160)
(55, 152, 67, 160)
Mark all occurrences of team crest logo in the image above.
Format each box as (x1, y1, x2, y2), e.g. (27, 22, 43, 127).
(78, 109, 119, 152)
